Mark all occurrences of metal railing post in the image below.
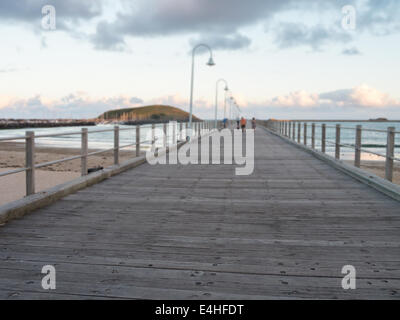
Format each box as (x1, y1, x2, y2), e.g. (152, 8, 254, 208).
(289, 122, 291, 139)
(385, 127, 395, 182)
(304, 123, 307, 145)
(297, 122, 301, 143)
(335, 124, 341, 160)
(180, 122, 183, 141)
(81, 128, 88, 176)
(311, 123, 315, 149)
(322, 124, 326, 153)
(355, 125, 362, 168)
(163, 123, 167, 147)
(136, 125, 140, 157)
(25, 131, 35, 195)
(114, 125, 119, 165)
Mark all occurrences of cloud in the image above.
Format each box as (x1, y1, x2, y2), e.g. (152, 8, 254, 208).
(273, 23, 353, 50)
(189, 33, 251, 51)
(265, 84, 400, 109)
(0, 0, 102, 31)
(1, 85, 399, 120)
(270, 91, 320, 107)
(130, 97, 144, 104)
(90, 21, 128, 51)
(342, 47, 362, 55)
(91, 0, 400, 52)
(0, 93, 145, 119)
(2, 0, 400, 52)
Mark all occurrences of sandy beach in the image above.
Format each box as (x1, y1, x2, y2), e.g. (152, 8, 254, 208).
(0, 142, 139, 206)
(354, 160, 400, 185)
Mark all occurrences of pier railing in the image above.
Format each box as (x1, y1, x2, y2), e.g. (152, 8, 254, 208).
(0, 121, 214, 198)
(264, 120, 399, 183)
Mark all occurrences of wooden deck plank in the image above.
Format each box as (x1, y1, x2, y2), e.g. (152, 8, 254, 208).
(0, 128, 399, 299)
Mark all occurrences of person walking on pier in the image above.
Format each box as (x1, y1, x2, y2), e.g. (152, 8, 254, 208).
(240, 117, 247, 132)
(252, 117, 256, 130)
(222, 118, 228, 129)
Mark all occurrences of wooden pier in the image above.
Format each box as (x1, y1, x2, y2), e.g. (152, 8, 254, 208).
(0, 127, 399, 299)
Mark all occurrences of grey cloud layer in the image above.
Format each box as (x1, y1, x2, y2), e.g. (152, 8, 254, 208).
(0, 0, 102, 31)
(1, 0, 400, 52)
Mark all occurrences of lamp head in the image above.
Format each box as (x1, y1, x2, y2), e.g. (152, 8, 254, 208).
(224, 85, 229, 91)
(207, 57, 215, 66)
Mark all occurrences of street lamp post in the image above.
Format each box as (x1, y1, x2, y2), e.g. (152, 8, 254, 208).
(229, 96, 234, 127)
(215, 79, 228, 130)
(188, 44, 215, 140)
(223, 90, 228, 119)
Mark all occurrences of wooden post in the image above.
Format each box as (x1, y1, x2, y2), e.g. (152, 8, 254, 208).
(136, 125, 140, 157)
(163, 123, 167, 147)
(297, 122, 301, 143)
(335, 124, 341, 160)
(322, 124, 326, 153)
(81, 128, 88, 176)
(25, 131, 35, 196)
(311, 123, 315, 149)
(355, 125, 362, 168)
(152, 124, 156, 149)
(114, 126, 119, 165)
(385, 127, 395, 182)
(304, 123, 307, 145)
(292, 122, 296, 140)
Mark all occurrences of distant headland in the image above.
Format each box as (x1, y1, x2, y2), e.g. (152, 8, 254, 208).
(97, 105, 200, 124)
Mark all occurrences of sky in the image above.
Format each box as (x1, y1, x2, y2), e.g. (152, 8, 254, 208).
(1, 0, 400, 120)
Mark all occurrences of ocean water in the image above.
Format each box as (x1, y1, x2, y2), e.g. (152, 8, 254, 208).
(0, 123, 190, 151)
(300, 121, 400, 161)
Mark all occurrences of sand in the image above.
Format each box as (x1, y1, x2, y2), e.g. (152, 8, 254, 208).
(0, 168, 80, 206)
(352, 160, 400, 185)
(0, 142, 140, 206)
(0, 142, 136, 172)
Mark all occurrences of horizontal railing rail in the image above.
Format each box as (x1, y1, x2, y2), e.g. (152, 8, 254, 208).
(263, 120, 399, 183)
(0, 120, 217, 199)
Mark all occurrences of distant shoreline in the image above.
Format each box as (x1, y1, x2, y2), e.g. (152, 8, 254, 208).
(0, 121, 96, 130)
